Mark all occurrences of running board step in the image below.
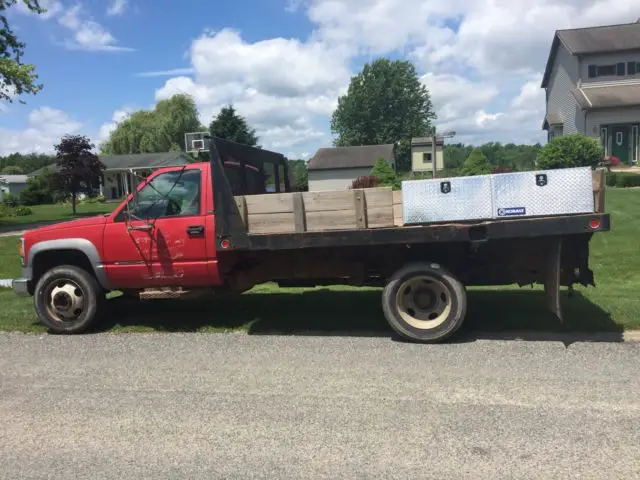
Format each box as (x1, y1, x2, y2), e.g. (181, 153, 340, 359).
(139, 287, 192, 300)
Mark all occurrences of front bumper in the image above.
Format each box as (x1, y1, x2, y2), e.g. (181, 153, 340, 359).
(12, 278, 31, 297)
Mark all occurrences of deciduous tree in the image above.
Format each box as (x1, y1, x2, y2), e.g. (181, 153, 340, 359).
(1, 0, 45, 103)
(101, 94, 203, 155)
(53, 135, 104, 214)
(331, 58, 435, 171)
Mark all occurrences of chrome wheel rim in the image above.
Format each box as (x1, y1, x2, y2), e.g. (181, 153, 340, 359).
(46, 279, 86, 322)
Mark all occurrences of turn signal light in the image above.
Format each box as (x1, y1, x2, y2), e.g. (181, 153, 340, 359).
(589, 218, 601, 230)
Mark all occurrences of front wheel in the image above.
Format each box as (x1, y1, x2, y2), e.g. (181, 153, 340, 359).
(34, 265, 105, 334)
(382, 262, 467, 343)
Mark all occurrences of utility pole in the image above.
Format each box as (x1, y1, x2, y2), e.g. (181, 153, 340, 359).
(430, 129, 456, 179)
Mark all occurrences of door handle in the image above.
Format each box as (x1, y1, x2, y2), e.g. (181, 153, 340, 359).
(187, 225, 205, 236)
(128, 223, 154, 232)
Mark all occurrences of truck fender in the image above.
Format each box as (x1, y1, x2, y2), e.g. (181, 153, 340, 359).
(26, 238, 114, 291)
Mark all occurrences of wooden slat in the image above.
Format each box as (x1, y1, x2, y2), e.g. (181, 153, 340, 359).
(302, 187, 391, 212)
(363, 187, 393, 208)
(393, 204, 403, 226)
(234, 196, 247, 226)
(367, 206, 394, 229)
(292, 192, 306, 233)
(353, 189, 367, 229)
(305, 209, 357, 232)
(302, 190, 355, 212)
(244, 193, 293, 215)
(592, 169, 605, 213)
(392, 190, 403, 205)
(246, 212, 295, 234)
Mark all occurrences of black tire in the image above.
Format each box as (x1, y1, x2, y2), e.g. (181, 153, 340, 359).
(382, 262, 467, 343)
(34, 265, 105, 334)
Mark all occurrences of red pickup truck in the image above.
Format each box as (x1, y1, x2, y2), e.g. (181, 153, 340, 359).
(13, 138, 610, 342)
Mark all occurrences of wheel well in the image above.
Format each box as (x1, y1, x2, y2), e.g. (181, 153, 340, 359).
(32, 249, 95, 285)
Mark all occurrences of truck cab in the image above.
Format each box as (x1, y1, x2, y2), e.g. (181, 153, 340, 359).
(14, 138, 291, 333)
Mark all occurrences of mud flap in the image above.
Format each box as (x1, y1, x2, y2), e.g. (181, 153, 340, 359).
(544, 237, 562, 322)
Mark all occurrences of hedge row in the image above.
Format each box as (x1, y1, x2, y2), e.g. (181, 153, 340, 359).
(605, 171, 640, 188)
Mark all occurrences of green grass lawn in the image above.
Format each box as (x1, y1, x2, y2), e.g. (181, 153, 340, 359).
(0, 188, 638, 336)
(0, 202, 118, 229)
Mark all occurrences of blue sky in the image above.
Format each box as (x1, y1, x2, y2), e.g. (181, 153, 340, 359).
(1, 0, 636, 158)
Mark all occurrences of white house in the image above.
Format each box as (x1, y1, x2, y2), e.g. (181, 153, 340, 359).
(307, 144, 396, 191)
(0, 175, 29, 202)
(541, 21, 640, 165)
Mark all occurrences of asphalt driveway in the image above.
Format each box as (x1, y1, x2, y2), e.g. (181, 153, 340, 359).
(1, 333, 639, 479)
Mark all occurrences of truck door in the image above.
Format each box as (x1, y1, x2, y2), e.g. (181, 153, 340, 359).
(103, 166, 212, 289)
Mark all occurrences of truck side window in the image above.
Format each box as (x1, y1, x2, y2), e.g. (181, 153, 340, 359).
(120, 169, 201, 220)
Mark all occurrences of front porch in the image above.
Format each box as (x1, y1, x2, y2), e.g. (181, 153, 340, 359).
(600, 123, 640, 166)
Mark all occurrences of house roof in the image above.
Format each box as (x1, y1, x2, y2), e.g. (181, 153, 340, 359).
(0, 175, 29, 184)
(541, 22, 640, 88)
(542, 111, 564, 130)
(100, 152, 194, 171)
(571, 82, 640, 109)
(307, 144, 395, 171)
(411, 137, 445, 147)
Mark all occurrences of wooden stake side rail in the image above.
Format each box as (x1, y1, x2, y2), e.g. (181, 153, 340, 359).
(233, 187, 394, 234)
(232, 170, 606, 235)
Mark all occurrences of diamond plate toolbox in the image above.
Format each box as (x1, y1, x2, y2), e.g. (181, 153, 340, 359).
(402, 175, 494, 224)
(491, 166, 594, 218)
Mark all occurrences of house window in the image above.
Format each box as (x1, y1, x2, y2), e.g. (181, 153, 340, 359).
(628, 62, 637, 75)
(423, 152, 432, 163)
(597, 65, 617, 76)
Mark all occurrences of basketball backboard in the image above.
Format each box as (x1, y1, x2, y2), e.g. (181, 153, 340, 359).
(184, 132, 210, 154)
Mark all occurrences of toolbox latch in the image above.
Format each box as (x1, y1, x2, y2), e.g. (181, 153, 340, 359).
(440, 181, 451, 194)
(536, 173, 548, 187)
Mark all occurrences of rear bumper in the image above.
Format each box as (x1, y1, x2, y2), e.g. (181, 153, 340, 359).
(12, 278, 31, 297)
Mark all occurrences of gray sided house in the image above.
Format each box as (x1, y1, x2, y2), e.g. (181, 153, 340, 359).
(541, 21, 640, 165)
(0, 175, 29, 202)
(307, 144, 396, 191)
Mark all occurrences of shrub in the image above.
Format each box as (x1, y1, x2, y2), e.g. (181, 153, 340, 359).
(82, 195, 106, 204)
(0, 204, 10, 217)
(351, 176, 380, 189)
(14, 206, 33, 216)
(2, 192, 17, 207)
(537, 134, 603, 170)
(370, 157, 400, 189)
(460, 148, 492, 176)
(614, 172, 640, 188)
(20, 170, 55, 206)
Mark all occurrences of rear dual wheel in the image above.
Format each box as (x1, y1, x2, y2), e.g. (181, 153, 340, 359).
(382, 262, 467, 343)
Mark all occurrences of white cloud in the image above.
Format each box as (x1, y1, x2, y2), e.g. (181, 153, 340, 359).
(154, 29, 350, 153)
(19, 1, 134, 52)
(98, 108, 135, 144)
(0, 107, 83, 156)
(107, 0, 128, 16)
(135, 68, 195, 78)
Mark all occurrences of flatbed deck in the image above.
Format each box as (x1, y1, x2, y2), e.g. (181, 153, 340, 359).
(216, 213, 610, 251)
